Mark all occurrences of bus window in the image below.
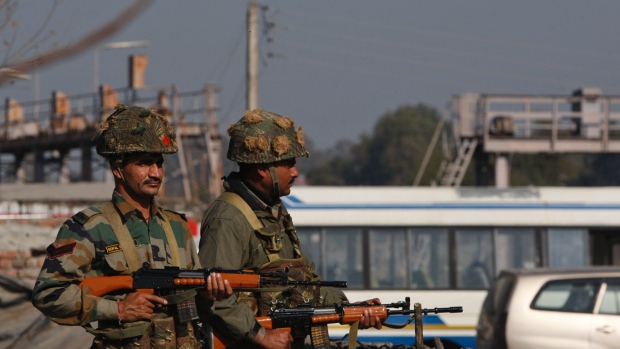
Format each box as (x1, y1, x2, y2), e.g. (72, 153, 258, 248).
(296, 227, 322, 272)
(548, 228, 588, 267)
(456, 229, 494, 289)
(495, 228, 536, 274)
(408, 228, 449, 289)
(324, 228, 364, 288)
(369, 228, 407, 288)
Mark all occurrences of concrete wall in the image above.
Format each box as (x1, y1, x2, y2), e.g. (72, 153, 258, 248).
(0, 219, 63, 281)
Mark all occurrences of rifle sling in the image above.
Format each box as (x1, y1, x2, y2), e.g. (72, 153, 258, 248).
(340, 313, 412, 349)
(163, 288, 199, 304)
(83, 322, 151, 340)
(348, 321, 359, 349)
(380, 314, 416, 329)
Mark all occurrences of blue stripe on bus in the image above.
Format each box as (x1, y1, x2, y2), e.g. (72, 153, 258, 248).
(282, 196, 620, 210)
(382, 314, 443, 326)
(344, 334, 475, 348)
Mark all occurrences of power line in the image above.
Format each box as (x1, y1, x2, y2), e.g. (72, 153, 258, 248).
(280, 7, 620, 63)
(205, 20, 245, 83)
(274, 38, 577, 90)
(278, 23, 620, 80)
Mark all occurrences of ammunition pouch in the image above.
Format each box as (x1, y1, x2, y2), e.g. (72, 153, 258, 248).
(236, 258, 322, 316)
(87, 313, 200, 349)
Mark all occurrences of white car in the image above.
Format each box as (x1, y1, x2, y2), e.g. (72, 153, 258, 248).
(476, 267, 620, 349)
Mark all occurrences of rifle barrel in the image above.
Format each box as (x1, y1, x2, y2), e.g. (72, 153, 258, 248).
(423, 306, 463, 314)
(295, 280, 348, 288)
(260, 279, 348, 288)
(388, 306, 463, 316)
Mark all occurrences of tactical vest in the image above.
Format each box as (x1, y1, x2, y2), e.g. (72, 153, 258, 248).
(215, 192, 323, 316)
(86, 202, 201, 349)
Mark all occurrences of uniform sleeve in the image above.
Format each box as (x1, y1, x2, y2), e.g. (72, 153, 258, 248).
(187, 237, 201, 269)
(31, 218, 119, 326)
(177, 215, 201, 270)
(198, 204, 264, 342)
(198, 208, 251, 270)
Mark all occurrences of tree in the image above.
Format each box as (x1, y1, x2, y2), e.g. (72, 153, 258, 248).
(569, 153, 620, 186)
(508, 153, 582, 186)
(306, 104, 444, 185)
(0, 0, 154, 86)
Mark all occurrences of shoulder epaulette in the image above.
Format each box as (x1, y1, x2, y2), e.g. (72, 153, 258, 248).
(163, 208, 188, 222)
(72, 206, 104, 226)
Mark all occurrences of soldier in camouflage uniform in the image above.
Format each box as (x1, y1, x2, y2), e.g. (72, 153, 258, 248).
(31, 104, 232, 349)
(198, 109, 382, 349)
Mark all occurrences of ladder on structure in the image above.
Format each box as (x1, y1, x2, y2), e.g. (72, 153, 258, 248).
(437, 138, 478, 187)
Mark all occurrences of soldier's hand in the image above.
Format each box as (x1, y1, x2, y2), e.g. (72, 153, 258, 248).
(255, 329, 293, 349)
(359, 308, 383, 330)
(356, 298, 383, 330)
(119, 292, 168, 322)
(200, 272, 233, 302)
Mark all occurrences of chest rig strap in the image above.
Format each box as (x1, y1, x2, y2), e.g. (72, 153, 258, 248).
(100, 202, 181, 271)
(217, 192, 278, 262)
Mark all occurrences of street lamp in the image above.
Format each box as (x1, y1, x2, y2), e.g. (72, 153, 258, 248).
(93, 40, 149, 92)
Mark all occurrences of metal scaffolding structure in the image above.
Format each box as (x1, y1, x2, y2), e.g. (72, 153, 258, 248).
(0, 83, 224, 205)
(436, 87, 620, 187)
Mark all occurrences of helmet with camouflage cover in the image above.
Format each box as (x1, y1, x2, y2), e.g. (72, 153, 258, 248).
(226, 108, 309, 164)
(96, 104, 177, 159)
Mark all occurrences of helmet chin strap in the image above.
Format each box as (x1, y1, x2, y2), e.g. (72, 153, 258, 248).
(112, 159, 127, 184)
(268, 165, 280, 198)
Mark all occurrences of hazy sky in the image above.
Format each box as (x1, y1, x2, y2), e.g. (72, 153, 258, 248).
(3, 1, 620, 149)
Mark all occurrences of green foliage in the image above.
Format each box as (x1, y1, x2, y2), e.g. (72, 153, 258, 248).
(569, 154, 620, 185)
(508, 154, 582, 186)
(306, 104, 444, 185)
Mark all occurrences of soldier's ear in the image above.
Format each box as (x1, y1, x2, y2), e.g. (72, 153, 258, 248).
(255, 164, 270, 180)
(110, 161, 125, 181)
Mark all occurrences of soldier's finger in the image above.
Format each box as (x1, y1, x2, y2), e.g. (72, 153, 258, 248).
(374, 316, 383, 329)
(214, 273, 226, 300)
(223, 279, 232, 297)
(141, 293, 168, 305)
(206, 275, 215, 298)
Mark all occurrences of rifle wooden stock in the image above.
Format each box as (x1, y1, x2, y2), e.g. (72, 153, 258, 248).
(255, 305, 389, 328)
(79, 272, 263, 296)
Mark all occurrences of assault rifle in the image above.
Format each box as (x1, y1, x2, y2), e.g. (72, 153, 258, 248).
(79, 262, 347, 323)
(211, 297, 463, 349)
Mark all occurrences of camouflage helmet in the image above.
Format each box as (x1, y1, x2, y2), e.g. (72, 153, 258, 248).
(226, 108, 309, 164)
(96, 104, 177, 158)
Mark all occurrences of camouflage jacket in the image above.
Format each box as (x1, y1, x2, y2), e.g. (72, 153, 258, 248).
(31, 191, 201, 326)
(198, 172, 347, 342)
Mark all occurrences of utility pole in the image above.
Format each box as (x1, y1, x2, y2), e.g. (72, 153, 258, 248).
(246, 1, 259, 110)
(170, 86, 192, 201)
(205, 84, 224, 202)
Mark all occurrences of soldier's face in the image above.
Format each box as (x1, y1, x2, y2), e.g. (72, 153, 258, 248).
(273, 158, 298, 197)
(116, 154, 164, 200)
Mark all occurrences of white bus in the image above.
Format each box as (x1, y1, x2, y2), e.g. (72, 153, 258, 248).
(283, 186, 620, 349)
